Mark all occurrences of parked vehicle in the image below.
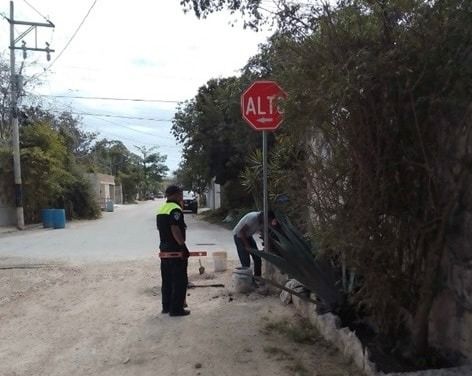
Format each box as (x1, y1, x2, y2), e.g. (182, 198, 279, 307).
(144, 193, 155, 200)
(182, 191, 198, 213)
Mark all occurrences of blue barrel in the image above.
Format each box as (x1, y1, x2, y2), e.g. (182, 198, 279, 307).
(106, 200, 114, 212)
(41, 209, 54, 228)
(52, 209, 66, 229)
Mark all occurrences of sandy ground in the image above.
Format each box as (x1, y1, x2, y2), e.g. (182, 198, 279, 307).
(0, 257, 361, 376)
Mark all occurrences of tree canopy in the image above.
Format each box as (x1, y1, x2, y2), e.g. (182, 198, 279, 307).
(172, 77, 262, 198)
(178, 0, 472, 364)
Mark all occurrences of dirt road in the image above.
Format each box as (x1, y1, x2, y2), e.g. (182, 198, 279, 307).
(0, 258, 360, 376)
(0, 203, 359, 375)
(0, 200, 236, 263)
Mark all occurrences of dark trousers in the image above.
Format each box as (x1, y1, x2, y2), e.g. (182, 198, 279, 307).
(234, 235, 261, 277)
(161, 258, 188, 314)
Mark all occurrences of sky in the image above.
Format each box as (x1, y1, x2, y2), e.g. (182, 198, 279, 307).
(0, 0, 273, 173)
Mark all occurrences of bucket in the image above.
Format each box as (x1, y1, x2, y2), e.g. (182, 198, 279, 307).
(232, 267, 254, 293)
(212, 251, 227, 272)
(41, 208, 54, 228)
(52, 209, 66, 229)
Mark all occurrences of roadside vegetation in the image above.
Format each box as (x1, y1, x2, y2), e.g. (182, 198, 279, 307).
(261, 316, 358, 375)
(176, 0, 472, 371)
(0, 66, 169, 223)
(1, 0, 470, 370)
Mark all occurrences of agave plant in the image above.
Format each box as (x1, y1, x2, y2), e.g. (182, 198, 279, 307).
(249, 213, 343, 313)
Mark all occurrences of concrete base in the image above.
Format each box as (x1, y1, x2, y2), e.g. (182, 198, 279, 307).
(0, 204, 16, 226)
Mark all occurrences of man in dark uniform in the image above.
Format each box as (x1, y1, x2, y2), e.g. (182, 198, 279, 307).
(156, 185, 191, 317)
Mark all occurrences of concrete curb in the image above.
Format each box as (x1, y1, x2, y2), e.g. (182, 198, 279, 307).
(290, 295, 471, 376)
(0, 223, 42, 236)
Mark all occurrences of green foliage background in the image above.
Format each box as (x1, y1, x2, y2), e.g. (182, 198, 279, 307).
(176, 0, 472, 363)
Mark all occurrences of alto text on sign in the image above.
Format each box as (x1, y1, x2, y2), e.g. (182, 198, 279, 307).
(241, 80, 287, 131)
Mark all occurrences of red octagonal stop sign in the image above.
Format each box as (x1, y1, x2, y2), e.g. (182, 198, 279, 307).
(241, 80, 287, 131)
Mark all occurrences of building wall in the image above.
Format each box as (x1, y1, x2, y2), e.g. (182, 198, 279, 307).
(206, 177, 221, 210)
(114, 185, 123, 205)
(0, 200, 15, 226)
(85, 173, 115, 210)
(0, 177, 15, 226)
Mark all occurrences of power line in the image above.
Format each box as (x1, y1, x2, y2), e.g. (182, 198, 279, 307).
(87, 113, 176, 140)
(36, 99, 177, 140)
(48, 109, 173, 122)
(33, 0, 98, 78)
(22, 0, 52, 24)
(78, 112, 172, 122)
(36, 94, 182, 104)
(91, 116, 180, 149)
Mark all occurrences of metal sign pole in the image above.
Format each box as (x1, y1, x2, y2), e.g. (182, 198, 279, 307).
(263, 130, 269, 253)
(241, 80, 286, 253)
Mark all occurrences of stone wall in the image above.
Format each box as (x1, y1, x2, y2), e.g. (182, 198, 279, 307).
(289, 290, 472, 376)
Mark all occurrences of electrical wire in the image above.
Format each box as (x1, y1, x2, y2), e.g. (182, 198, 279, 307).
(22, 0, 52, 24)
(30, 0, 98, 79)
(30, 97, 175, 134)
(91, 116, 180, 149)
(49, 110, 172, 122)
(36, 94, 182, 104)
(87, 113, 176, 140)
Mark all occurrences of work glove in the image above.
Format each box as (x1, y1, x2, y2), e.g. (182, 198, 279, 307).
(180, 244, 190, 259)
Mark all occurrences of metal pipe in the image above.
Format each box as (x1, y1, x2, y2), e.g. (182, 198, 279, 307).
(263, 130, 268, 253)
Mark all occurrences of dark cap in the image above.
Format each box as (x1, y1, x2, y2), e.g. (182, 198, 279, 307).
(165, 184, 183, 197)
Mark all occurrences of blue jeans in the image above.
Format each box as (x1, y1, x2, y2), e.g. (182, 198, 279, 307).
(234, 235, 262, 277)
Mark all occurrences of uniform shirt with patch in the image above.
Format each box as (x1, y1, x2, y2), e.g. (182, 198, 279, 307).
(170, 209, 183, 225)
(156, 202, 186, 251)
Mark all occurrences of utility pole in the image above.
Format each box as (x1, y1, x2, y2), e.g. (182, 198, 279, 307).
(6, 0, 54, 229)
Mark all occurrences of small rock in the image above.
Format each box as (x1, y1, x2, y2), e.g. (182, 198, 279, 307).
(195, 362, 202, 369)
(228, 296, 233, 302)
(123, 358, 130, 364)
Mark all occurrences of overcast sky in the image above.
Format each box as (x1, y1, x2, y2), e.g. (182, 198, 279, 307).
(0, 0, 272, 173)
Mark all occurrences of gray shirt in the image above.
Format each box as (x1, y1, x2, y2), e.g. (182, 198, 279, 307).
(232, 211, 262, 237)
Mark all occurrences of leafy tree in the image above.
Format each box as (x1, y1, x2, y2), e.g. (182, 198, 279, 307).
(135, 145, 169, 198)
(89, 141, 169, 202)
(172, 77, 262, 207)
(20, 121, 100, 222)
(181, 0, 472, 362)
(180, 0, 320, 33)
(268, 0, 472, 359)
(20, 106, 97, 158)
(172, 161, 207, 194)
(89, 139, 130, 175)
(0, 57, 10, 144)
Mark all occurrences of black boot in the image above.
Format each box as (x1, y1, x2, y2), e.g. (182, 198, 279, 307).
(169, 309, 191, 317)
